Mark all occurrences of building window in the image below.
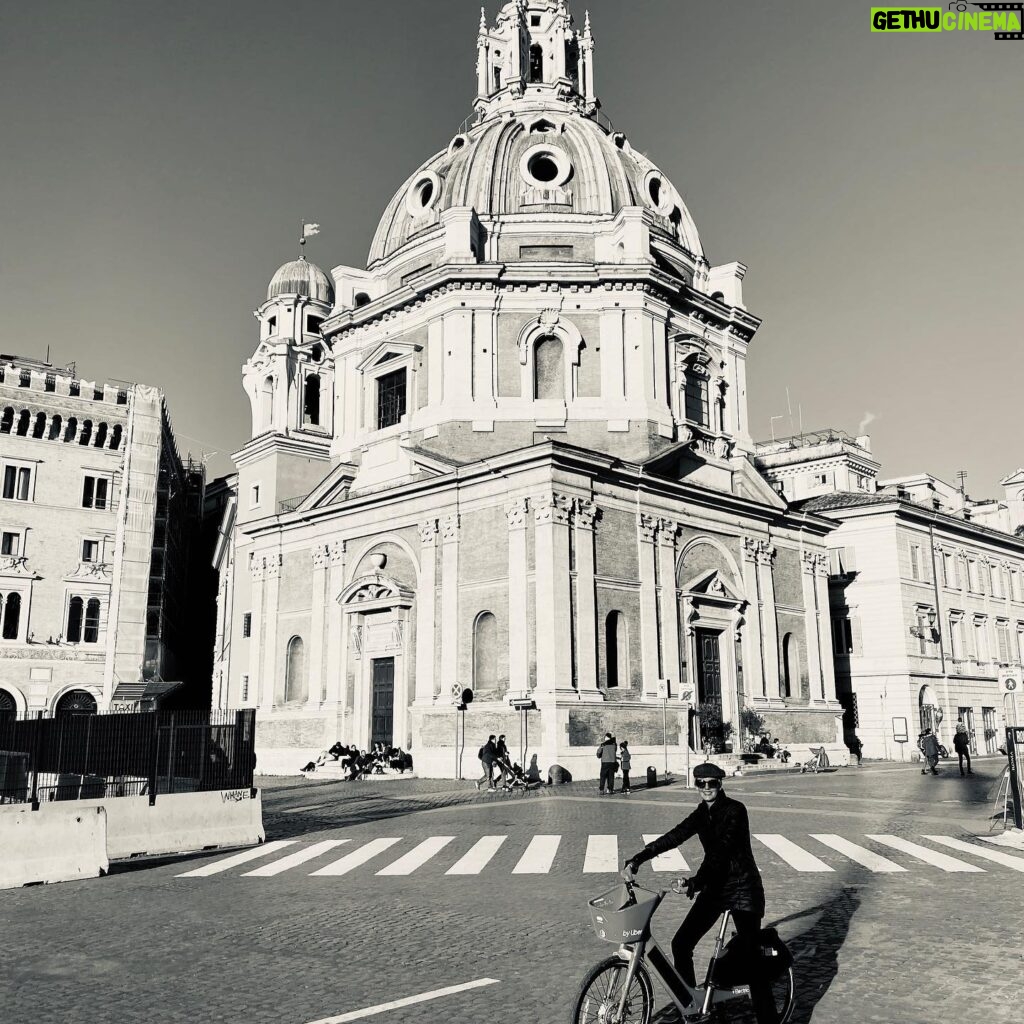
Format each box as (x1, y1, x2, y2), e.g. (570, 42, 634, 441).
(79, 419, 93, 446)
(376, 368, 407, 429)
(353, 292, 371, 308)
(94, 422, 108, 448)
(82, 475, 110, 510)
(996, 620, 1011, 664)
(533, 336, 564, 400)
(242, 612, 252, 638)
(473, 611, 499, 696)
(18, 370, 30, 387)
(0, 408, 11, 433)
(32, 413, 46, 439)
(284, 636, 306, 703)
(306, 315, 323, 335)
(267, 316, 277, 336)
(529, 43, 544, 83)
(15, 410, 29, 436)
(605, 611, 629, 688)
(66, 596, 84, 643)
(828, 547, 857, 577)
(973, 617, 988, 662)
(110, 424, 122, 450)
(69, 381, 80, 397)
(241, 674, 249, 702)
(303, 374, 321, 426)
(684, 374, 710, 427)
(45, 373, 56, 393)
(493, 66, 502, 91)
(1, 592, 21, 640)
(84, 598, 101, 644)
(915, 609, 932, 656)
(967, 559, 981, 593)
(781, 632, 796, 697)
(909, 543, 922, 581)
(949, 613, 964, 660)
(2, 465, 32, 502)
(992, 565, 1005, 600)
(832, 616, 855, 655)
(1, 532, 20, 556)
(943, 552, 958, 589)
(54, 689, 97, 716)
(250, 484, 261, 508)
(81, 539, 100, 563)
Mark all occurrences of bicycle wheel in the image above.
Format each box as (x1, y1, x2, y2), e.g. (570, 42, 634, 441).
(713, 966, 795, 1024)
(571, 955, 654, 1024)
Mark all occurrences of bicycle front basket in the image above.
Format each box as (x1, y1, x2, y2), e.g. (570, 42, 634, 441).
(588, 885, 660, 944)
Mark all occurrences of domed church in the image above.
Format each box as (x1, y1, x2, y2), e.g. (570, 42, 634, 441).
(213, 0, 845, 776)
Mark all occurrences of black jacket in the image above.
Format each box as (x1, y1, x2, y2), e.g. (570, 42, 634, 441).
(635, 792, 765, 915)
(480, 740, 497, 764)
(953, 732, 970, 752)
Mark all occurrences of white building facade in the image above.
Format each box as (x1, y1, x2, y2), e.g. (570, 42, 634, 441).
(215, 0, 845, 776)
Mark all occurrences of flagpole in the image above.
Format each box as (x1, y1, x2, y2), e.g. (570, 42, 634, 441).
(299, 217, 305, 257)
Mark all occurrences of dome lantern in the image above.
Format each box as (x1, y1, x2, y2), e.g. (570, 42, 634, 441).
(266, 256, 335, 306)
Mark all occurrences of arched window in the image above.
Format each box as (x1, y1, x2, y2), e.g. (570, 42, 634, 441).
(534, 336, 564, 400)
(605, 611, 629, 688)
(781, 633, 794, 698)
(284, 636, 306, 703)
(1, 593, 20, 639)
(0, 408, 12, 433)
(354, 292, 371, 308)
(529, 43, 544, 83)
(15, 410, 30, 436)
(32, 412, 46, 438)
(55, 689, 97, 717)
(110, 424, 122, 450)
(260, 376, 274, 430)
(303, 374, 321, 426)
(64, 416, 78, 442)
(79, 419, 93, 446)
(0, 687, 16, 720)
(94, 422, 108, 448)
(684, 372, 710, 427)
(48, 414, 62, 440)
(66, 597, 84, 642)
(473, 612, 499, 695)
(84, 598, 101, 643)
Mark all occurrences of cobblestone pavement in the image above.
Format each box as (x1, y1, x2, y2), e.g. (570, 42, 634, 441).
(2, 758, 1018, 1024)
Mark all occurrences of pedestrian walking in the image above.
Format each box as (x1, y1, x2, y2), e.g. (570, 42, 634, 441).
(476, 734, 498, 791)
(619, 741, 632, 795)
(494, 733, 511, 790)
(596, 732, 618, 794)
(953, 723, 973, 776)
(846, 733, 863, 767)
(919, 728, 940, 775)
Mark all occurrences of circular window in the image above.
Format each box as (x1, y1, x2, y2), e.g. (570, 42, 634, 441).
(648, 177, 662, 208)
(448, 134, 469, 154)
(406, 171, 441, 217)
(643, 169, 674, 215)
(519, 145, 572, 189)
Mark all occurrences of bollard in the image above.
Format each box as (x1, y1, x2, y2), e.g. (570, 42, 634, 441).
(646, 766, 657, 789)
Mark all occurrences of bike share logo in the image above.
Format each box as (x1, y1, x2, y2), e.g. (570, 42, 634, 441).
(871, 2, 1024, 37)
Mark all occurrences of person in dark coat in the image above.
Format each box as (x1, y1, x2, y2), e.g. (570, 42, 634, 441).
(622, 762, 778, 1024)
(494, 734, 511, 790)
(919, 729, 940, 775)
(953, 724, 973, 776)
(596, 732, 618, 794)
(619, 741, 632, 795)
(476, 735, 498, 791)
(846, 733, 863, 767)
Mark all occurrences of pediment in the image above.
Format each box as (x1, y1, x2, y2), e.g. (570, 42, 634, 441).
(295, 461, 358, 512)
(0, 556, 41, 580)
(356, 339, 422, 374)
(339, 571, 415, 609)
(680, 569, 744, 603)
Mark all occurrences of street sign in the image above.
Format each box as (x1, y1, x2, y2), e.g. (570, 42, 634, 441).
(656, 680, 669, 700)
(1005, 727, 1024, 831)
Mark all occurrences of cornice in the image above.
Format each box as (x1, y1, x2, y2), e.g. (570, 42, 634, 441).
(232, 431, 332, 468)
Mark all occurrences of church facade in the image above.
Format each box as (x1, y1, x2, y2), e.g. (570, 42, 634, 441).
(213, 0, 845, 776)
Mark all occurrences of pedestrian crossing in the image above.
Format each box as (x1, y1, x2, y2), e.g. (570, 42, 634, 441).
(176, 831, 1024, 881)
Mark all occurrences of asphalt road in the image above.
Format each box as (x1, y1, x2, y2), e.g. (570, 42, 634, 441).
(3, 758, 1019, 1024)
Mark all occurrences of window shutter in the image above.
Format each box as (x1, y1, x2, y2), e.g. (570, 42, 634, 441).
(997, 627, 1010, 663)
(898, 541, 912, 580)
(843, 547, 857, 573)
(850, 616, 863, 654)
(829, 549, 841, 576)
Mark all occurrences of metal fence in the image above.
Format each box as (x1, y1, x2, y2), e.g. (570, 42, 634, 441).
(0, 708, 255, 806)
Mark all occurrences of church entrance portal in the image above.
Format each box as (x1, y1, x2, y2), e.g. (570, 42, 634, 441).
(695, 629, 722, 705)
(371, 657, 395, 747)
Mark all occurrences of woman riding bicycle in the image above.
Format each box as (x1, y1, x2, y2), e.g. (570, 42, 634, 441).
(622, 762, 780, 1024)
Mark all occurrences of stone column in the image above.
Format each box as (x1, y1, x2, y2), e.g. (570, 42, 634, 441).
(574, 499, 599, 692)
(814, 554, 838, 702)
(415, 520, 438, 704)
(534, 494, 573, 692)
(657, 518, 682, 694)
(506, 498, 530, 694)
(758, 543, 781, 700)
(309, 545, 329, 704)
(800, 550, 824, 703)
(638, 514, 660, 697)
(741, 538, 765, 699)
(260, 553, 282, 709)
(439, 513, 460, 695)
(247, 555, 265, 708)
(324, 541, 346, 709)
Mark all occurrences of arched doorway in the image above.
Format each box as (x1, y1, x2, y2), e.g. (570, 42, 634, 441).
(918, 684, 942, 736)
(0, 687, 17, 721)
(54, 689, 98, 717)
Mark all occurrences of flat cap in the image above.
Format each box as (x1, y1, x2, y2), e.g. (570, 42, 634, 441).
(693, 762, 726, 781)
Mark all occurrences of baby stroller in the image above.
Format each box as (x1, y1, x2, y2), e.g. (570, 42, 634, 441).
(800, 746, 830, 774)
(495, 757, 539, 795)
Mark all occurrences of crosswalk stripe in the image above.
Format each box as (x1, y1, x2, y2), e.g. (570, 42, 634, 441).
(310, 838, 402, 876)
(755, 834, 833, 872)
(809, 834, 906, 873)
(445, 836, 508, 875)
(866, 835, 985, 872)
(512, 835, 561, 874)
(583, 835, 619, 873)
(377, 837, 456, 876)
(922, 835, 1024, 872)
(643, 834, 689, 873)
(243, 840, 349, 877)
(176, 840, 298, 878)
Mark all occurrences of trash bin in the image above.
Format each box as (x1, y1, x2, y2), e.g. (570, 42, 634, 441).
(646, 766, 657, 789)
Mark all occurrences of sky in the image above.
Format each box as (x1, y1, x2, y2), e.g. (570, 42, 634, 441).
(0, 0, 1020, 494)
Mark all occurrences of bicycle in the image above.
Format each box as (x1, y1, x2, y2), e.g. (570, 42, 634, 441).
(573, 877, 795, 1023)
(799, 746, 830, 774)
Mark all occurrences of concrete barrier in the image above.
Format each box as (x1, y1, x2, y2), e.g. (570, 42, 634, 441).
(77, 788, 265, 860)
(0, 804, 108, 889)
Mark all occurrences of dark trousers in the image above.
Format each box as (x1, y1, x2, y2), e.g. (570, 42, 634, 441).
(957, 749, 972, 774)
(478, 761, 495, 788)
(621, 770, 631, 792)
(599, 763, 616, 792)
(671, 894, 779, 1024)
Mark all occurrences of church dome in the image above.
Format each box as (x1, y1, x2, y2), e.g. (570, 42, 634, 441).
(368, 108, 704, 267)
(267, 257, 335, 305)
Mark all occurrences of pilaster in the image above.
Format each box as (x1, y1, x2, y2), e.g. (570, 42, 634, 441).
(415, 520, 439, 704)
(309, 545, 329, 704)
(506, 498, 530, 693)
(247, 554, 265, 707)
(260, 553, 282, 708)
(757, 542, 780, 699)
(814, 555, 837, 701)
(574, 499, 599, 691)
(534, 494, 573, 692)
(440, 513, 460, 695)
(800, 550, 824, 702)
(324, 541, 346, 710)
(741, 538, 765, 699)
(657, 517, 682, 693)
(638, 514, 660, 697)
